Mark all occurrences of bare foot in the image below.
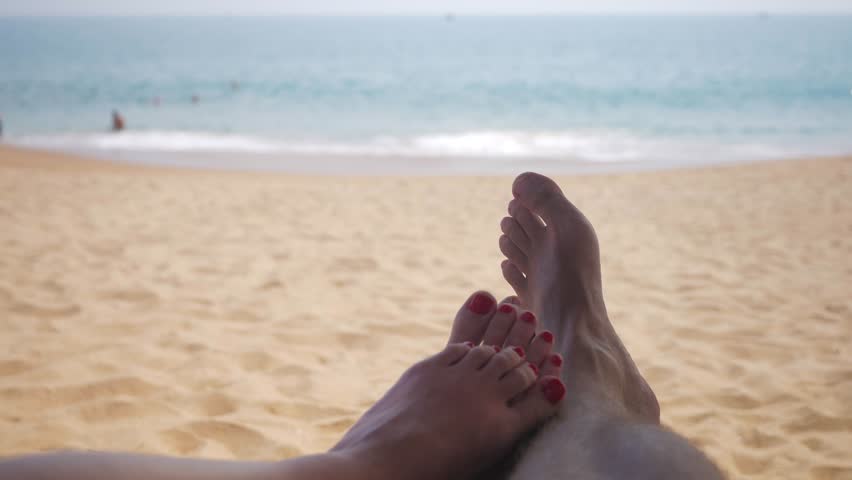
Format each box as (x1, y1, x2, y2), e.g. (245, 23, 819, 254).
(499, 172, 659, 422)
(448, 296, 564, 382)
(332, 291, 566, 480)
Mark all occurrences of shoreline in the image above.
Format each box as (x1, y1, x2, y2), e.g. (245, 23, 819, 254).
(3, 143, 850, 176)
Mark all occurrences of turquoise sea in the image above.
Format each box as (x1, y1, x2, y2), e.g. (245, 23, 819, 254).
(1, 16, 851, 172)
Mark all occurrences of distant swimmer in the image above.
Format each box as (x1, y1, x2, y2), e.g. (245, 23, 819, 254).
(152, 96, 161, 107)
(230, 81, 240, 91)
(191, 94, 200, 104)
(111, 110, 125, 132)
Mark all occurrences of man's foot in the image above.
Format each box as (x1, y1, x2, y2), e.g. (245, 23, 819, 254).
(331, 291, 565, 480)
(498, 172, 659, 422)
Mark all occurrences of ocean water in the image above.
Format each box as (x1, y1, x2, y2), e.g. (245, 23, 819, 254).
(1, 16, 851, 172)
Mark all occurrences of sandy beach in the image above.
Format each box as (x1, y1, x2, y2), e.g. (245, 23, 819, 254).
(0, 146, 850, 480)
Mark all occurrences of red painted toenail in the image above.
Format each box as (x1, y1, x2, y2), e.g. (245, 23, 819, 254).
(550, 354, 563, 367)
(540, 331, 554, 343)
(521, 312, 536, 324)
(498, 304, 514, 314)
(542, 378, 566, 404)
(493, 345, 501, 352)
(513, 346, 525, 357)
(464, 341, 475, 348)
(528, 363, 539, 375)
(468, 293, 494, 315)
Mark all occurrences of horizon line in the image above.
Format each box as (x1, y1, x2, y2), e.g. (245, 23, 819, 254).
(5, 10, 852, 17)
(2, 12, 852, 18)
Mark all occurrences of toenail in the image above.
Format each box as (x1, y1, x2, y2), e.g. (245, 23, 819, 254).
(549, 354, 563, 367)
(468, 293, 495, 315)
(493, 345, 501, 352)
(498, 304, 514, 314)
(540, 331, 554, 343)
(542, 378, 566, 404)
(521, 312, 536, 324)
(528, 363, 539, 375)
(464, 341, 475, 348)
(513, 346, 525, 357)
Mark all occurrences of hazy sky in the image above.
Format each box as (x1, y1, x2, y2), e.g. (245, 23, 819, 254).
(2, 0, 851, 16)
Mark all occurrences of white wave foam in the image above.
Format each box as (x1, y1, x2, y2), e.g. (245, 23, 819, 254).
(14, 131, 282, 153)
(11, 129, 807, 165)
(409, 131, 653, 161)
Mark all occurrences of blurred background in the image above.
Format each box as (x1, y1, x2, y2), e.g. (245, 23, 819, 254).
(1, 1, 851, 172)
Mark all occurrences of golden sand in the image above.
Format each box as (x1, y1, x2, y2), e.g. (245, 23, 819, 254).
(0, 146, 850, 479)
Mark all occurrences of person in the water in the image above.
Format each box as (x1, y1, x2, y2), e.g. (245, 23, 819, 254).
(111, 110, 125, 132)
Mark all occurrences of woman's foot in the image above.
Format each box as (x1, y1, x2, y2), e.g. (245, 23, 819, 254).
(448, 294, 564, 381)
(331, 291, 565, 480)
(499, 172, 659, 422)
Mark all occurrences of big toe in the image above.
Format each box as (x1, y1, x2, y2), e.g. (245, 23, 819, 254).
(512, 172, 576, 225)
(447, 291, 497, 345)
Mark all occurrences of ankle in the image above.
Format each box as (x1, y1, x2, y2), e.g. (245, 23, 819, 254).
(323, 447, 399, 480)
(271, 450, 388, 480)
(330, 435, 434, 480)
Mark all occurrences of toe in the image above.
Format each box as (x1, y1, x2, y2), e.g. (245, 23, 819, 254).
(482, 346, 526, 379)
(459, 344, 499, 369)
(501, 261, 528, 300)
(447, 291, 497, 345)
(499, 235, 528, 271)
(500, 295, 521, 306)
(503, 310, 537, 349)
(540, 353, 564, 378)
(499, 362, 539, 400)
(508, 199, 545, 241)
(434, 342, 476, 366)
(481, 302, 517, 347)
(526, 330, 554, 368)
(500, 216, 531, 254)
(512, 172, 576, 226)
(512, 375, 566, 427)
